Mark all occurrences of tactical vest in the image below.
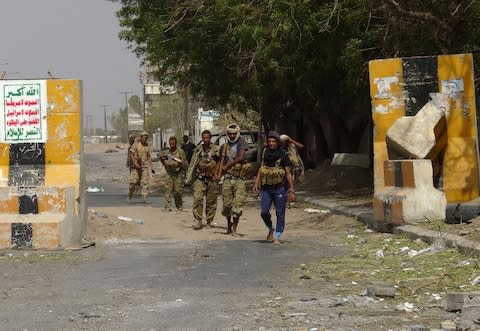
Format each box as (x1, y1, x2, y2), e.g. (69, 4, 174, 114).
(259, 149, 285, 185)
(223, 143, 251, 179)
(197, 149, 217, 177)
(135, 142, 150, 167)
(164, 150, 182, 173)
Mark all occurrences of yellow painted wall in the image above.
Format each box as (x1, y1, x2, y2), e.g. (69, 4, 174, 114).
(369, 58, 405, 190)
(369, 54, 479, 203)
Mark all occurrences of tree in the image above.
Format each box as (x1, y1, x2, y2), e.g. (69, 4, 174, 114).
(115, 0, 480, 164)
(109, 94, 142, 141)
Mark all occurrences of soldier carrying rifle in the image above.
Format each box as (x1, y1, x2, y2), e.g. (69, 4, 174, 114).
(158, 136, 188, 211)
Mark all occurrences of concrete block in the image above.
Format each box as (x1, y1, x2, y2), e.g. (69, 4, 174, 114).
(386, 101, 447, 160)
(366, 285, 396, 298)
(331, 153, 370, 168)
(0, 214, 67, 249)
(384, 159, 434, 189)
(32, 223, 61, 250)
(0, 186, 76, 249)
(459, 296, 480, 330)
(440, 320, 456, 331)
(373, 160, 446, 225)
(0, 80, 86, 250)
(445, 292, 464, 312)
(374, 187, 446, 224)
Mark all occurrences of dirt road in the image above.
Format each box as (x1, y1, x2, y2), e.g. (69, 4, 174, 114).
(0, 144, 463, 330)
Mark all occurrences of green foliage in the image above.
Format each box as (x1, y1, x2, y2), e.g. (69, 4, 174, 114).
(144, 93, 183, 133)
(109, 95, 142, 141)
(115, 0, 480, 155)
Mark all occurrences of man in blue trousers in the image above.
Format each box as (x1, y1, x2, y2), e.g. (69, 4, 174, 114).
(253, 130, 296, 244)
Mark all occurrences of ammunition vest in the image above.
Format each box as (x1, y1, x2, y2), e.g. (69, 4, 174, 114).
(259, 148, 285, 185)
(197, 149, 217, 177)
(259, 163, 285, 185)
(227, 162, 252, 180)
(223, 142, 251, 180)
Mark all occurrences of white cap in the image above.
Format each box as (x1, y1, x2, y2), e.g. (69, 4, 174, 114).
(280, 134, 289, 142)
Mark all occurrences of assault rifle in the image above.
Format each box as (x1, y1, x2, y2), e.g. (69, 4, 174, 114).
(159, 151, 187, 171)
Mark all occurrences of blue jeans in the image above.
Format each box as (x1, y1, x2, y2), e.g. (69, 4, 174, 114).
(260, 186, 287, 240)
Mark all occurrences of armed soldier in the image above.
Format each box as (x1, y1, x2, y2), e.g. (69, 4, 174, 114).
(129, 131, 155, 204)
(126, 133, 141, 202)
(159, 136, 188, 211)
(185, 130, 220, 230)
(214, 124, 249, 237)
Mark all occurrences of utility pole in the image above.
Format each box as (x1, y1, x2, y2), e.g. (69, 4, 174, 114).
(100, 104, 109, 143)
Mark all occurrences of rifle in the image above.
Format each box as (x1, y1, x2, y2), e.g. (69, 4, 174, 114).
(159, 151, 187, 170)
(184, 147, 201, 185)
(215, 143, 228, 182)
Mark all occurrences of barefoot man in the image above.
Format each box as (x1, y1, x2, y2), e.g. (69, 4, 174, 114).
(253, 131, 295, 244)
(215, 124, 249, 237)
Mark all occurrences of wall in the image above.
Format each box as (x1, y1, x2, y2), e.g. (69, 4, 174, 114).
(369, 54, 479, 203)
(0, 79, 85, 249)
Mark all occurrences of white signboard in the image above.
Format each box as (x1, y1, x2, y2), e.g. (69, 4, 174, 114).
(0, 80, 48, 143)
(128, 112, 144, 131)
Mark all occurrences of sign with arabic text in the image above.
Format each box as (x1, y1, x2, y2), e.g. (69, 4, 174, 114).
(0, 80, 47, 143)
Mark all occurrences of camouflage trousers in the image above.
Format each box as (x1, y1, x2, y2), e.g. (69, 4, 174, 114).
(164, 172, 184, 209)
(192, 178, 218, 224)
(221, 177, 246, 219)
(129, 167, 149, 198)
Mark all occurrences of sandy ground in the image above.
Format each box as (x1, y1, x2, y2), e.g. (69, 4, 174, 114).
(84, 143, 345, 244)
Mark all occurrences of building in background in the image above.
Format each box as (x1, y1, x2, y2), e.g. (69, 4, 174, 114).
(194, 108, 220, 143)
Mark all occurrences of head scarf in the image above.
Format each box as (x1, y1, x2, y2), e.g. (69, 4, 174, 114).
(226, 123, 241, 143)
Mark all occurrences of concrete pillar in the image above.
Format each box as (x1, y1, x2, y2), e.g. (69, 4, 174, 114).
(0, 79, 85, 249)
(373, 159, 446, 231)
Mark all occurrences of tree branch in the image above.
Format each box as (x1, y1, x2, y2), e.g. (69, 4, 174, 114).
(385, 0, 451, 31)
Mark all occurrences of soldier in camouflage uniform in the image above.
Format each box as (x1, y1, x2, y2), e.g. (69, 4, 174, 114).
(185, 130, 220, 230)
(159, 136, 187, 211)
(129, 131, 155, 204)
(126, 133, 141, 201)
(214, 124, 249, 237)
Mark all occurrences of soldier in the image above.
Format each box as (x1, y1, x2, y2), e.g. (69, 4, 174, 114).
(181, 134, 196, 164)
(253, 131, 295, 244)
(185, 130, 220, 230)
(279, 134, 305, 183)
(126, 133, 141, 201)
(159, 136, 188, 211)
(215, 124, 249, 237)
(129, 131, 155, 204)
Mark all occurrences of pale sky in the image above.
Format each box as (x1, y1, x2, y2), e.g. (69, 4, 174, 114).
(0, 0, 143, 129)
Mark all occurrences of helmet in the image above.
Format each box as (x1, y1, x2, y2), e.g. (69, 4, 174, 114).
(226, 124, 240, 143)
(140, 131, 148, 137)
